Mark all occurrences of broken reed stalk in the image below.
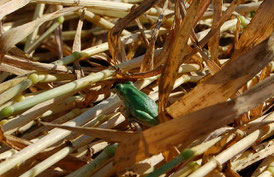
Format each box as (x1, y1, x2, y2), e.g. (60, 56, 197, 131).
(0, 75, 28, 94)
(252, 156, 274, 176)
(171, 114, 273, 177)
(74, 9, 131, 36)
(0, 63, 29, 76)
(188, 112, 274, 177)
(30, 0, 171, 17)
(0, 69, 115, 119)
(19, 114, 122, 177)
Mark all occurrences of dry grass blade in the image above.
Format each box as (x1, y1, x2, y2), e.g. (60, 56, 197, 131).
(193, 0, 212, 27)
(0, 7, 80, 63)
(114, 74, 274, 173)
(0, 0, 30, 20)
(158, 0, 200, 123)
(197, 0, 243, 50)
(72, 10, 84, 53)
(230, 139, 274, 172)
(2, 55, 72, 73)
(167, 33, 274, 118)
(208, 0, 222, 66)
(0, 63, 29, 76)
(73, 9, 84, 79)
(110, 0, 160, 35)
(140, 0, 168, 72)
(41, 122, 135, 142)
(108, 0, 160, 62)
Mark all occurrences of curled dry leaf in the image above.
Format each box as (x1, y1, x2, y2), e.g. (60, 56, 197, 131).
(0, 125, 31, 150)
(108, 0, 160, 64)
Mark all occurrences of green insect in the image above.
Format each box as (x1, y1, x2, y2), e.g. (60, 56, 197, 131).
(115, 81, 158, 127)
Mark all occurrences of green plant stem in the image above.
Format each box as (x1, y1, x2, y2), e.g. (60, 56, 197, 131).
(75, 9, 131, 36)
(0, 69, 115, 119)
(25, 16, 64, 54)
(24, 3, 45, 54)
(0, 74, 39, 106)
(0, 73, 75, 107)
(146, 149, 194, 177)
(67, 143, 118, 177)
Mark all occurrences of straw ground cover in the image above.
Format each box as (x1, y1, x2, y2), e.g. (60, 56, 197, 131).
(0, 0, 273, 176)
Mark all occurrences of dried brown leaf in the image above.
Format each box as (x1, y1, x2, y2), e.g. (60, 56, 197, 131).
(232, 0, 274, 60)
(0, 125, 30, 150)
(135, 18, 149, 48)
(42, 122, 135, 143)
(2, 55, 71, 73)
(0, 126, 4, 142)
(158, 0, 200, 123)
(167, 33, 274, 118)
(193, 0, 212, 27)
(250, 64, 272, 118)
(208, 0, 222, 66)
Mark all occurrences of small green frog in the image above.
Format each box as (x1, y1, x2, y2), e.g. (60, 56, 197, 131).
(115, 81, 158, 127)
